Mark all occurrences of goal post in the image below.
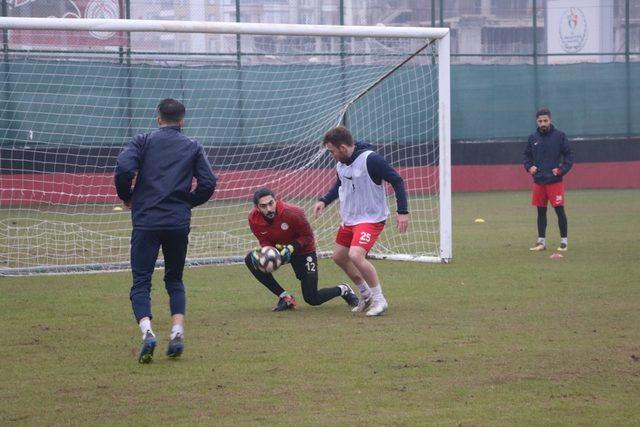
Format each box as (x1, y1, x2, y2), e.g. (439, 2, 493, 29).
(0, 17, 451, 275)
(439, 32, 452, 262)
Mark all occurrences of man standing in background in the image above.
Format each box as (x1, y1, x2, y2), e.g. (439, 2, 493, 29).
(524, 108, 573, 252)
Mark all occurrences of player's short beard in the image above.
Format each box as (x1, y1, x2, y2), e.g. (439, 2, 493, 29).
(336, 152, 349, 163)
(264, 211, 275, 220)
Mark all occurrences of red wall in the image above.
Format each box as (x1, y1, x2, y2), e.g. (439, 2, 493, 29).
(1, 161, 639, 206)
(452, 161, 640, 192)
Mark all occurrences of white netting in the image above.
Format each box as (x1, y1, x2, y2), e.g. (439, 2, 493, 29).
(0, 26, 444, 274)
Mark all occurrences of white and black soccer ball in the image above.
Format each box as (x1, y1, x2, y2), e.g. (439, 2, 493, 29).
(258, 246, 282, 273)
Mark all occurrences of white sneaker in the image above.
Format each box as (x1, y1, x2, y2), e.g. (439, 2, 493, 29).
(351, 295, 372, 313)
(529, 242, 546, 251)
(365, 298, 388, 317)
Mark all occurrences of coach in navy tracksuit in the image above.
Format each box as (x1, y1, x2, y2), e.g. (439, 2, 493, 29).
(115, 98, 216, 363)
(523, 108, 573, 252)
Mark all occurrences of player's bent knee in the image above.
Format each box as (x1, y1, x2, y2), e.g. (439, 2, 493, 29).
(131, 279, 152, 292)
(332, 251, 348, 265)
(244, 252, 255, 269)
(165, 281, 185, 293)
(303, 294, 322, 306)
(129, 287, 149, 300)
(348, 248, 366, 264)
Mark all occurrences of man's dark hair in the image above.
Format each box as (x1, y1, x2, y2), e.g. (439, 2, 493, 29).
(157, 98, 186, 122)
(323, 126, 354, 147)
(253, 188, 275, 205)
(536, 108, 551, 118)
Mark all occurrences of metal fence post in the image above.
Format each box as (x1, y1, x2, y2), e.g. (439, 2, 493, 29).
(431, 0, 436, 28)
(1, 0, 7, 61)
(532, 0, 537, 66)
(235, 0, 244, 143)
(626, 0, 631, 138)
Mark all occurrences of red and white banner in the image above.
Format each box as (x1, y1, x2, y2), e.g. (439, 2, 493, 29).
(9, 0, 125, 47)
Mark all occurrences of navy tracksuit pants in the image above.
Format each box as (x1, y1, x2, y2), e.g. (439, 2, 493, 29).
(129, 227, 189, 322)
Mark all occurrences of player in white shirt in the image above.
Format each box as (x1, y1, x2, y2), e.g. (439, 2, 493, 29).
(314, 126, 410, 316)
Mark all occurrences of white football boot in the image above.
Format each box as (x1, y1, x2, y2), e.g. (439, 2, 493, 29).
(351, 295, 372, 313)
(365, 297, 388, 317)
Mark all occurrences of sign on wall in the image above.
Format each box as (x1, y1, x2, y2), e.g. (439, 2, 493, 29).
(546, 0, 614, 63)
(9, 0, 125, 47)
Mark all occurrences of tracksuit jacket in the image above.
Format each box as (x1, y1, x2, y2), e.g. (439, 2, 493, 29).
(523, 125, 573, 185)
(114, 126, 217, 230)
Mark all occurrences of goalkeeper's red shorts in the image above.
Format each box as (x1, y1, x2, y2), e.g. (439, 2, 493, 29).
(335, 222, 385, 252)
(531, 181, 565, 207)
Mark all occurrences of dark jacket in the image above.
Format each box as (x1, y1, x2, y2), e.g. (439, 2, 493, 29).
(523, 125, 573, 185)
(319, 141, 408, 214)
(114, 126, 217, 230)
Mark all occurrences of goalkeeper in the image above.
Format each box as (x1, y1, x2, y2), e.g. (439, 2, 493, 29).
(115, 98, 216, 363)
(246, 188, 359, 311)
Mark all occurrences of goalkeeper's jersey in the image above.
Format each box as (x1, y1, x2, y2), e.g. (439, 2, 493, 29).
(248, 201, 316, 254)
(336, 150, 390, 226)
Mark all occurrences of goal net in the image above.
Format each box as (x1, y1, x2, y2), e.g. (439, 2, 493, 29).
(0, 18, 451, 275)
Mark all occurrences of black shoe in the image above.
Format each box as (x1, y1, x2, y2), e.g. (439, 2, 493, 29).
(166, 333, 184, 358)
(272, 295, 297, 312)
(340, 283, 359, 308)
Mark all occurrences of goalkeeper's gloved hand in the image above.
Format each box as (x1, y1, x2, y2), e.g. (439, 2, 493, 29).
(276, 243, 295, 264)
(249, 247, 261, 269)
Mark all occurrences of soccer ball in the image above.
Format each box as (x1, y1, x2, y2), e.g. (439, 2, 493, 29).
(258, 246, 282, 273)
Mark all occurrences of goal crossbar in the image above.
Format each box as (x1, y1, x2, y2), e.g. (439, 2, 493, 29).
(0, 17, 448, 39)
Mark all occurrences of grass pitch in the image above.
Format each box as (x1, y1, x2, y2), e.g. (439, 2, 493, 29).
(1, 189, 639, 425)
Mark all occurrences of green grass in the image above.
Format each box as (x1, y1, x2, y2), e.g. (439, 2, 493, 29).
(1, 189, 639, 425)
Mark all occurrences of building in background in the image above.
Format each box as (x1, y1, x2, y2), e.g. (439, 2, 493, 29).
(3, 0, 637, 64)
(124, 0, 638, 64)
